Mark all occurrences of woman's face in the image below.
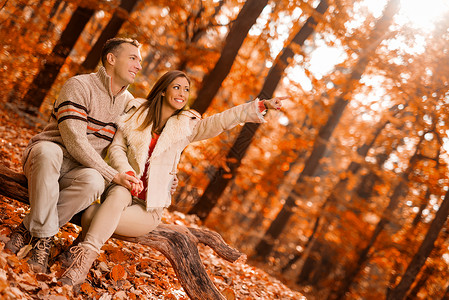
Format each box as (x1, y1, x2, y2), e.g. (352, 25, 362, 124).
(163, 76, 190, 112)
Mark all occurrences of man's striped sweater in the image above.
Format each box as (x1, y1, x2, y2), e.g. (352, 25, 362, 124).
(22, 67, 134, 182)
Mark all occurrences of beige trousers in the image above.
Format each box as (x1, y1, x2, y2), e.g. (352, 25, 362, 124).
(23, 141, 105, 238)
(79, 184, 163, 253)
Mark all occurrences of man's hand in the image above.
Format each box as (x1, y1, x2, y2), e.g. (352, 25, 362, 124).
(264, 96, 289, 110)
(112, 172, 142, 190)
(169, 173, 179, 195)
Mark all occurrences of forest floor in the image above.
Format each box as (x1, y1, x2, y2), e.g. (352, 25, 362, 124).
(0, 104, 306, 299)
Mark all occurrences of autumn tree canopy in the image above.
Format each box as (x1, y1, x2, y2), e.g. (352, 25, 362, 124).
(1, 0, 449, 299)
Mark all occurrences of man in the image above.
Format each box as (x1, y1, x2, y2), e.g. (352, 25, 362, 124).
(6, 38, 143, 273)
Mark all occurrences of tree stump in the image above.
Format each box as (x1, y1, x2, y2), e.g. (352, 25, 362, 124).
(0, 165, 245, 300)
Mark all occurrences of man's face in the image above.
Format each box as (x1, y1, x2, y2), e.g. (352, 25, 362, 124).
(110, 43, 142, 87)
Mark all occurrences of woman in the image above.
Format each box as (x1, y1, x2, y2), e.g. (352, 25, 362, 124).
(59, 70, 285, 285)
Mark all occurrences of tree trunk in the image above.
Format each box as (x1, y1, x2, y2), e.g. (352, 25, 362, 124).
(20, 0, 45, 35)
(188, 0, 329, 221)
(39, 0, 63, 38)
(3, 1, 26, 28)
(442, 282, 449, 300)
(281, 120, 386, 274)
(404, 265, 434, 300)
(190, 0, 269, 115)
(21, 5, 95, 110)
(80, 0, 140, 72)
(176, 0, 226, 71)
(283, 114, 395, 278)
(328, 134, 424, 300)
(386, 189, 449, 300)
(141, 51, 156, 75)
(411, 188, 431, 228)
(293, 123, 406, 287)
(0, 165, 244, 300)
(252, 0, 400, 260)
(328, 184, 406, 299)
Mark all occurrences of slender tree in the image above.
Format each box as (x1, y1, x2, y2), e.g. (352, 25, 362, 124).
(40, 0, 63, 36)
(281, 114, 396, 274)
(20, 0, 45, 35)
(329, 134, 425, 299)
(188, 0, 330, 220)
(405, 265, 434, 300)
(190, 0, 269, 114)
(252, 0, 400, 259)
(7, 0, 66, 103)
(410, 188, 431, 228)
(21, 5, 95, 110)
(290, 115, 406, 285)
(387, 169, 449, 299)
(442, 282, 449, 300)
(80, 0, 139, 72)
(176, 0, 225, 71)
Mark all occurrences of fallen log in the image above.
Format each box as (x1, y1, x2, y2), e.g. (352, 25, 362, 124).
(0, 164, 244, 300)
(0, 165, 28, 203)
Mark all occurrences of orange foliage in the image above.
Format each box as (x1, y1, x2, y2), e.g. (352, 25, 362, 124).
(2, 0, 449, 299)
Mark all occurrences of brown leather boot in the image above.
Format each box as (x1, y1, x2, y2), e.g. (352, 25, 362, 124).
(53, 233, 84, 268)
(5, 222, 31, 254)
(28, 236, 54, 273)
(59, 245, 98, 286)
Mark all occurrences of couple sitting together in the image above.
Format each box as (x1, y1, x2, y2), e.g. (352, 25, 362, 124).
(5, 37, 285, 286)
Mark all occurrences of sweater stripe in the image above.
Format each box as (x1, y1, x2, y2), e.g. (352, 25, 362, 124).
(58, 115, 87, 123)
(90, 131, 113, 142)
(87, 117, 117, 129)
(55, 101, 88, 113)
(57, 114, 117, 132)
(87, 126, 116, 135)
(57, 108, 87, 118)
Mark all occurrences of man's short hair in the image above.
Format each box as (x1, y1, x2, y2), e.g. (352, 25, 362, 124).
(101, 38, 141, 66)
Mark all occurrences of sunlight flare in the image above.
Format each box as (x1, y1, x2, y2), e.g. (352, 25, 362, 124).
(366, 0, 449, 31)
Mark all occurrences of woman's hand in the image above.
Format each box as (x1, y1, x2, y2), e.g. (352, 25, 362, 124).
(113, 171, 143, 196)
(112, 172, 141, 190)
(264, 96, 289, 110)
(169, 173, 179, 195)
(131, 180, 144, 196)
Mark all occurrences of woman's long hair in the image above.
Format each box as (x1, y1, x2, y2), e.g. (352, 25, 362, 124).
(132, 70, 190, 133)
